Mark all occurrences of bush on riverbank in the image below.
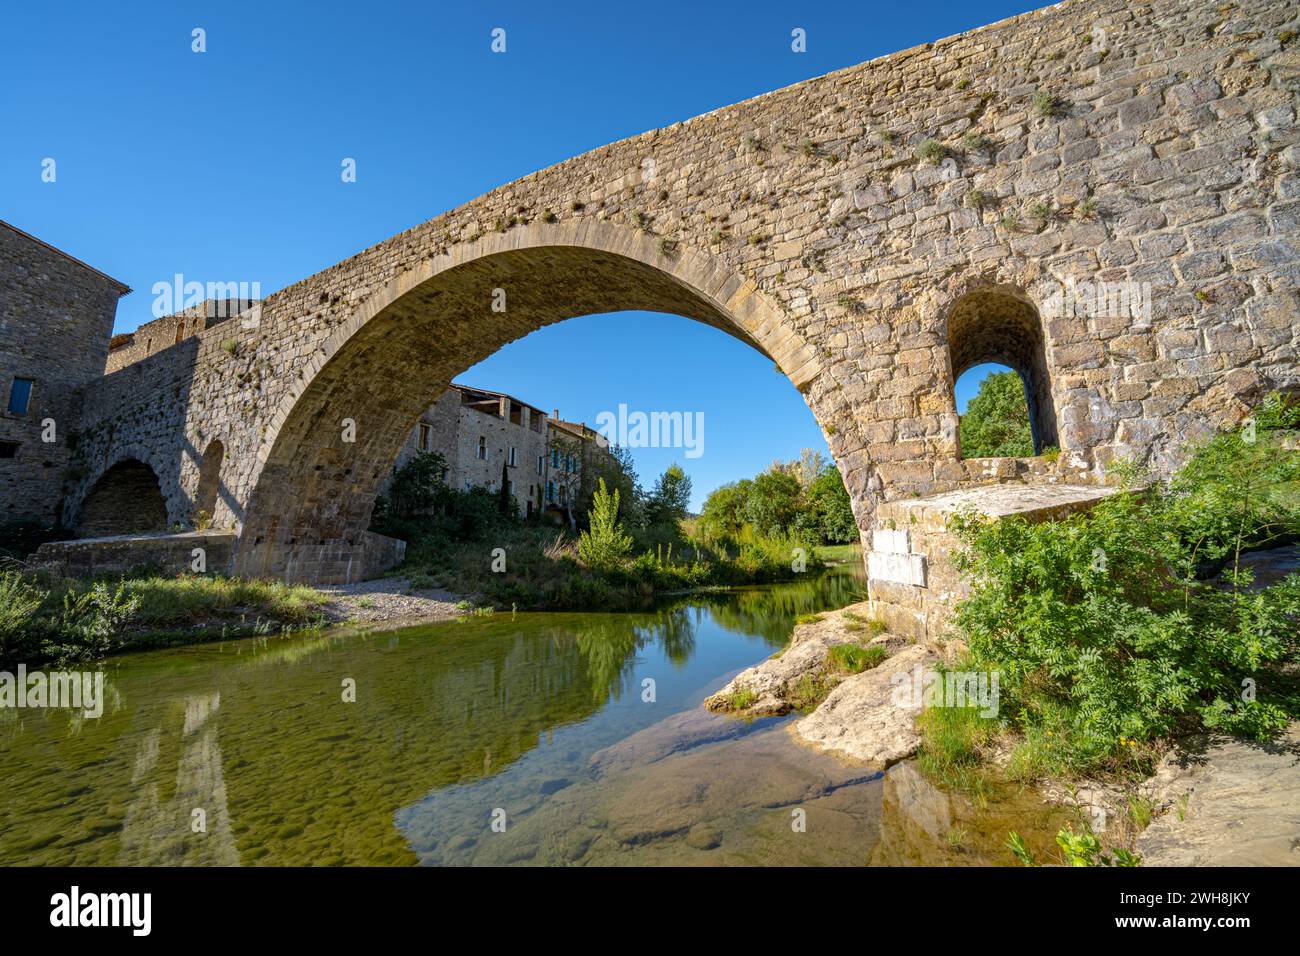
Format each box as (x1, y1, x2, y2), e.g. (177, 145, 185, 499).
(938, 393, 1300, 781)
(377, 455, 827, 611)
(0, 569, 329, 667)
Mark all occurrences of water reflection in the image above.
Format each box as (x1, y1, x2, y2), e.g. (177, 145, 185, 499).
(0, 557, 1065, 866)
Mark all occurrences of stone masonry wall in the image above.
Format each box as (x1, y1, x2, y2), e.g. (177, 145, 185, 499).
(104, 299, 256, 374)
(0, 222, 127, 526)
(60, 0, 1300, 582)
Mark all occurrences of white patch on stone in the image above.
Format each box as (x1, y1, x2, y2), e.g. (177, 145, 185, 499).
(871, 528, 910, 554)
(867, 550, 927, 587)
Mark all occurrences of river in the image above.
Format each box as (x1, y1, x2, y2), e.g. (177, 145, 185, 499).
(0, 559, 1067, 865)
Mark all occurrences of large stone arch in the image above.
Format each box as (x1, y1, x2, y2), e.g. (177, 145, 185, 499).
(233, 224, 835, 582)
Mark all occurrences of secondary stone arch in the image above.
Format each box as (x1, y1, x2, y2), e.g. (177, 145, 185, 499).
(75, 455, 170, 538)
(233, 223, 835, 582)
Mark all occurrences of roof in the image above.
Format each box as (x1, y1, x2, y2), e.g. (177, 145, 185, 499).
(450, 382, 545, 416)
(0, 219, 131, 295)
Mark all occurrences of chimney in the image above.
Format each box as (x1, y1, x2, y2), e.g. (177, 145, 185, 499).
(553, 409, 559, 420)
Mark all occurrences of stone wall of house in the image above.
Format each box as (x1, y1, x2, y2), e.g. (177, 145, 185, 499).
(383, 387, 550, 518)
(0, 222, 127, 526)
(55, 0, 1300, 582)
(450, 402, 549, 517)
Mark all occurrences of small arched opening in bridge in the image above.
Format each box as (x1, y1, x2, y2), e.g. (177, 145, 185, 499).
(233, 226, 838, 583)
(946, 286, 1057, 458)
(76, 459, 169, 538)
(194, 440, 225, 524)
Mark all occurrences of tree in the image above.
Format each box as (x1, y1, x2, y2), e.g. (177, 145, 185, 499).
(577, 479, 633, 569)
(584, 443, 642, 529)
(804, 464, 858, 543)
(746, 468, 803, 537)
(375, 451, 450, 520)
(959, 370, 1035, 458)
(498, 460, 511, 516)
(645, 463, 692, 528)
(698, 479, 753, 541)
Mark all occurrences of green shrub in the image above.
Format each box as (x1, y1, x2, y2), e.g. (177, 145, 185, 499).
(950, 395, 1300, 774)
(576, 479, 634, 570)
(0, 571, 45, 663)
(914, 138, 947, 164)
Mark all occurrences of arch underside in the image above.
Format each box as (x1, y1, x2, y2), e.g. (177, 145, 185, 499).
(947, 286, 1058, 455)
(234, 244, 801, 581)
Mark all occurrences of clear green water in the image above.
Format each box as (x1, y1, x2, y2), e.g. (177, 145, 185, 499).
(0, 561, 1066, 866)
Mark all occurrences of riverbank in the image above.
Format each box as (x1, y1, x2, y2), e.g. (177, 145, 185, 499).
(706, 544, 1300, 866)
(0, 544, 852, 667)
(0, 568, 481, 668)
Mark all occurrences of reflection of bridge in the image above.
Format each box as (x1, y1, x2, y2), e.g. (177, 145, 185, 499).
(62, 0, 1296, 583)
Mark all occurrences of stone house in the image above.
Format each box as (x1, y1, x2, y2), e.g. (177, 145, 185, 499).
(543, 415, 614, 521)
(387, 384, 550, 518)
(0, 220, 130, 527)
(385, 388, 619, 523)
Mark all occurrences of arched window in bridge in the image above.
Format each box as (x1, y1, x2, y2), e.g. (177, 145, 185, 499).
(946, 286, 1058, 459)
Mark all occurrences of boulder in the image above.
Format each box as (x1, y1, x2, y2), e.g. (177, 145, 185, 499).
(791, 643, 938, 767)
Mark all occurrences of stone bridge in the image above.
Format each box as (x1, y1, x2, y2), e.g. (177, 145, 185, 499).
(62, 0, 1299, 590)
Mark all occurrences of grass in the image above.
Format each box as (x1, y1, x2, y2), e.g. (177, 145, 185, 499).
(789, 671, 834, 711)
(915, 666, 1001, 793)
(795, 612, 824, 625)
(814, 542, 861, 564)
(1, 571, 332, 667)
(840, 610, 887, 637)
(826, 642, 886, 674)
(120, 575, 328, 627)
(725, 686, 756, 711)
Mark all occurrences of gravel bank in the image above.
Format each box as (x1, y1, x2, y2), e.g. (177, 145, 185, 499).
(317, 576, 467, 627)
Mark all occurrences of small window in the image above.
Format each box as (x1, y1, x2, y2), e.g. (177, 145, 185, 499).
(418, 423, 431, 451)
(551, 449, 559, 468)
(477, 436, 486, 460)
(537, 455, 544, 475)
(8, 378, 34, 415)
(508, 480, 515, 494)
(508, 446, 517, 467)
(0, 440, 19, 459)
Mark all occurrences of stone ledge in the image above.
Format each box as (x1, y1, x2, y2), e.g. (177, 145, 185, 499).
(34, 531, 237, 578)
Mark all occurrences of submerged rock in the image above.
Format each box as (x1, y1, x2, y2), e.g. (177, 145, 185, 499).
(791, 644, 938, 767)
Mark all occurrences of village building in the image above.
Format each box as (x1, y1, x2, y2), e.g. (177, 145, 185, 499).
(385, 387, 617, 522)
(0, 220, 130, 526)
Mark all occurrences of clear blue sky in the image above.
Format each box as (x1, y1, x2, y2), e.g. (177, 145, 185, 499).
(1, 0, 1043, 509)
